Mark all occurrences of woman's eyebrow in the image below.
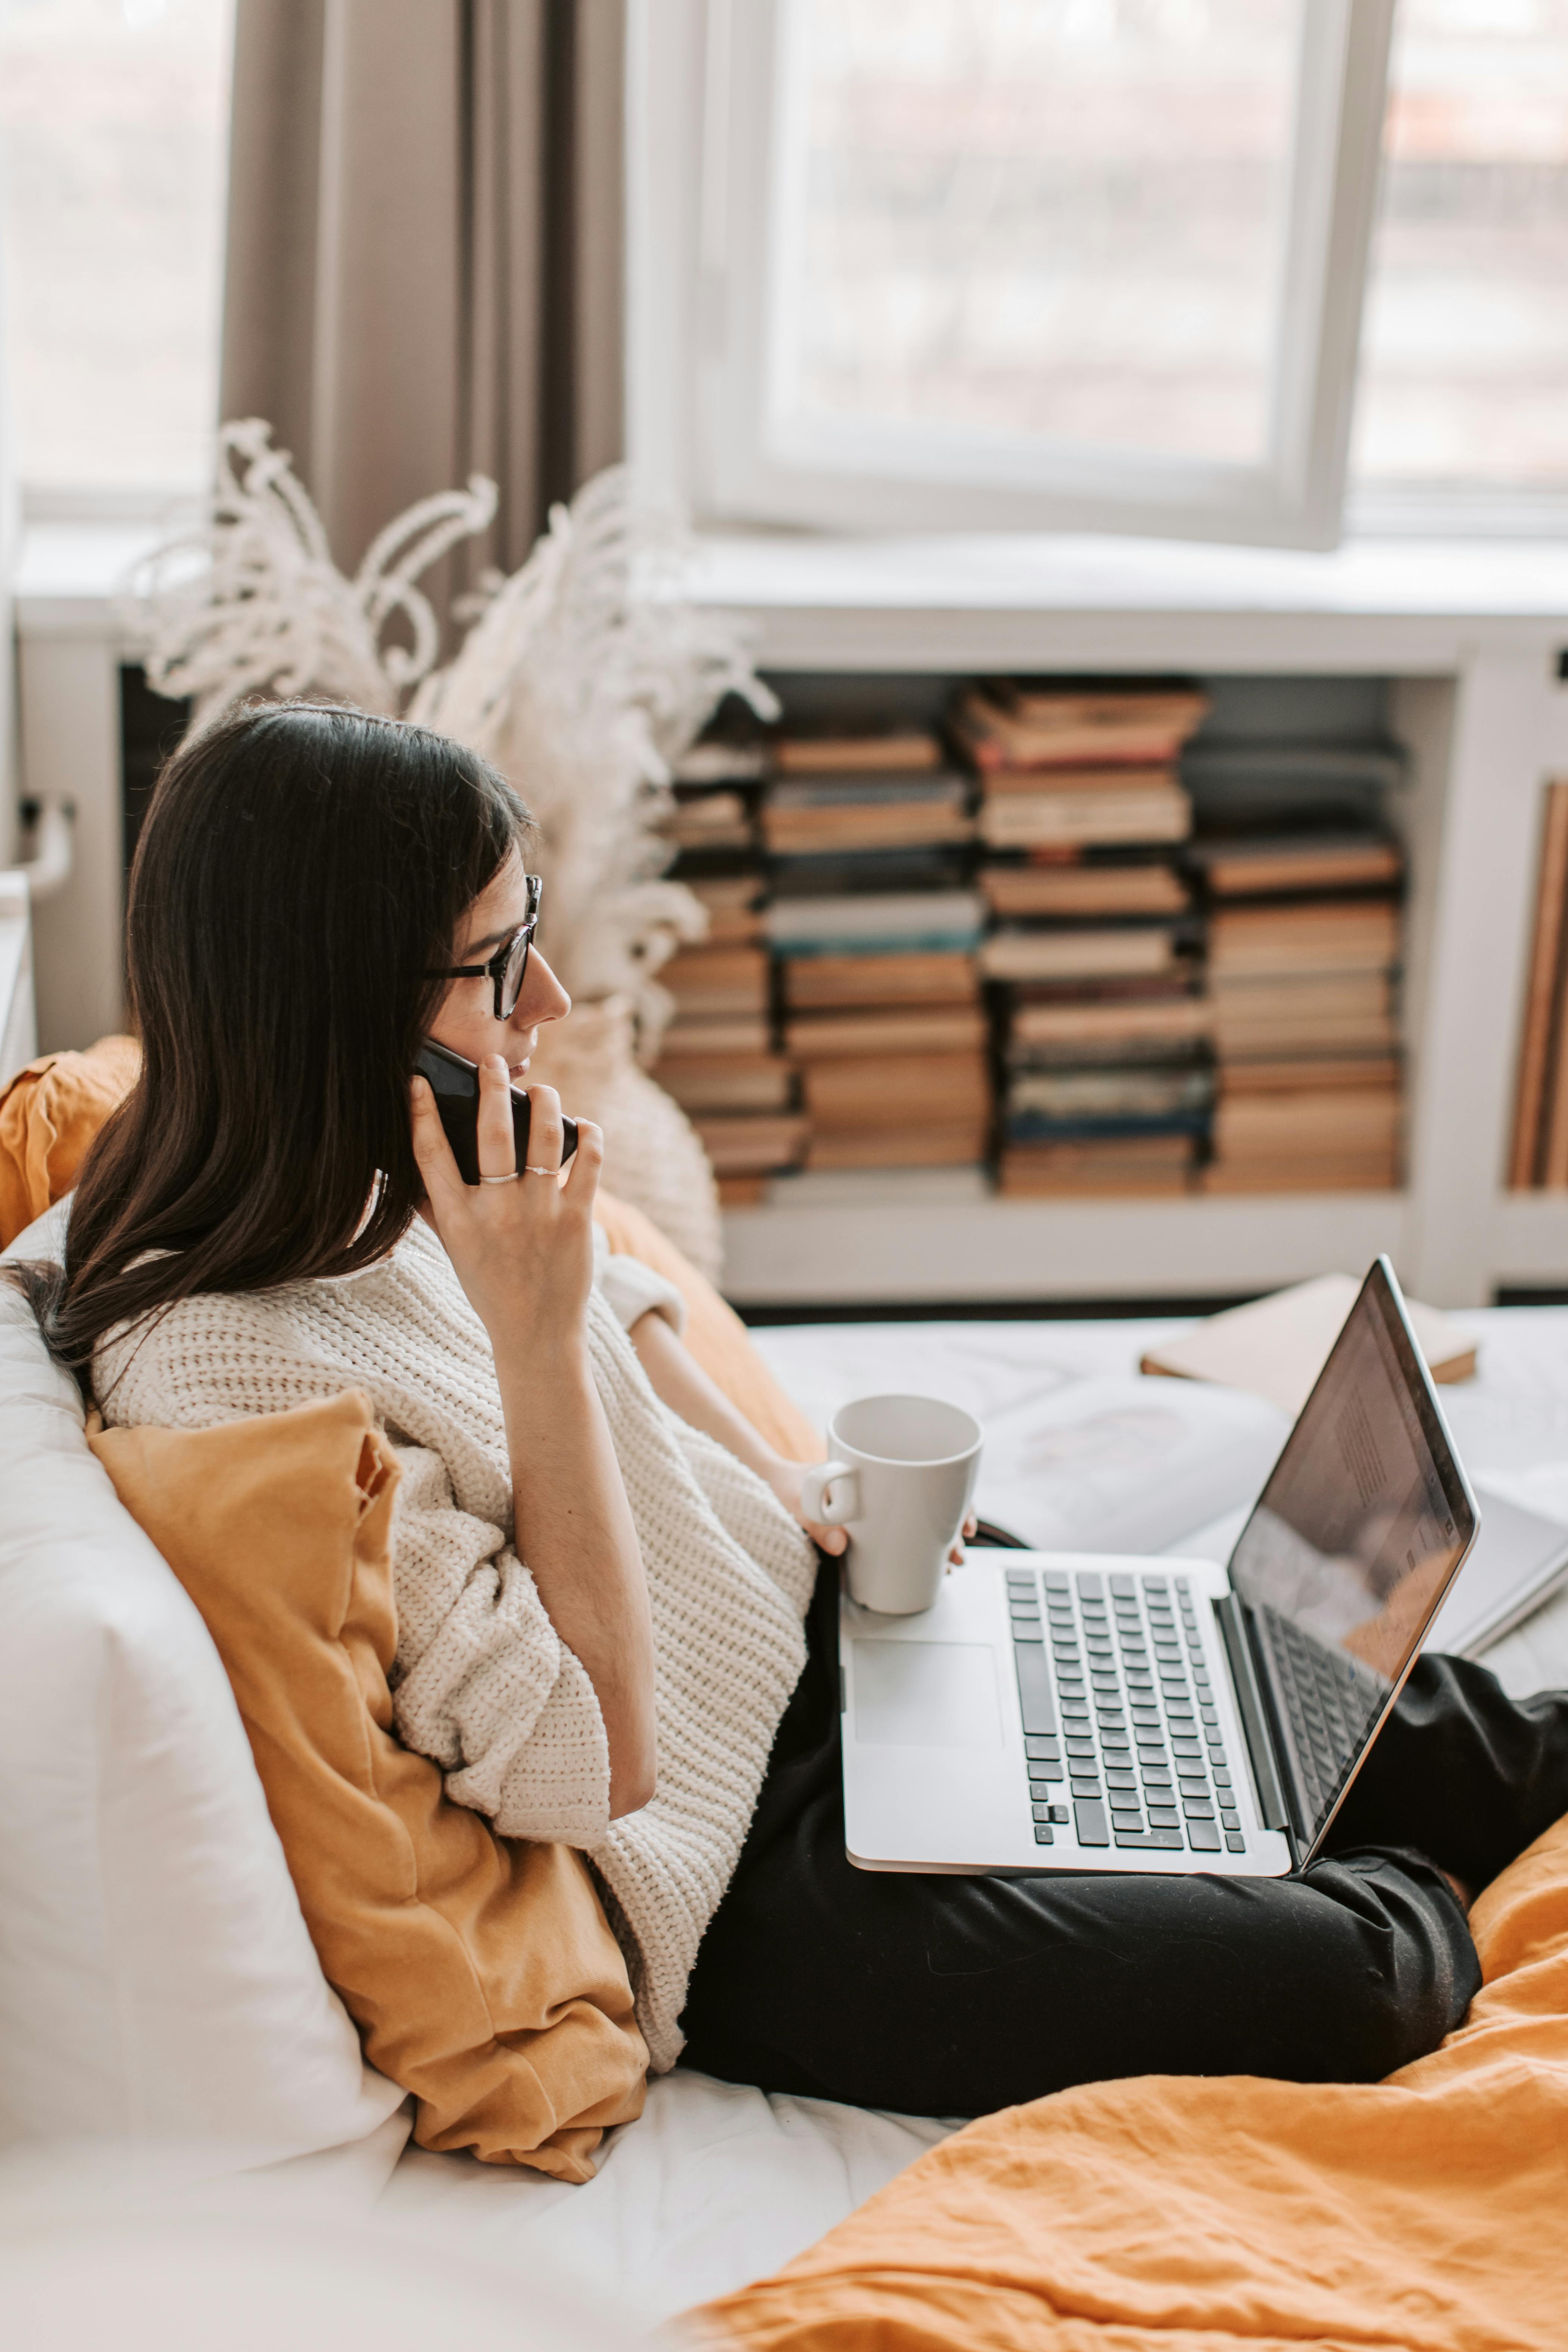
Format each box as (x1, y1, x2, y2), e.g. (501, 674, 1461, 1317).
(459, 919, 521, 957)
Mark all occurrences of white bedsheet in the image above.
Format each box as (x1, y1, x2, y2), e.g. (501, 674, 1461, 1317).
(377, 2073, 948, 2327)
(376, 1307, 1568, 2327)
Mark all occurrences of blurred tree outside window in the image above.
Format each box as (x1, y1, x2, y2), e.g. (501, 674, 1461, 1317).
(1354, 0, 1568, 495)
(780, 0, 1568, 509)
(785, 0, 1303, 474)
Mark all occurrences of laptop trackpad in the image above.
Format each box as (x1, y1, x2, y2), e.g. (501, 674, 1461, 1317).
(852, 1640, 1001, 1750)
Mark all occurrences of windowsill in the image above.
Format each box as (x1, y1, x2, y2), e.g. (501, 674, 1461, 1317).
(13, 515, 1568, 666)
(686, 525, 1568, 621)
(21, 484, 208, 526)
(684, 528, 1568, 673)
(12, 518, 171, 639)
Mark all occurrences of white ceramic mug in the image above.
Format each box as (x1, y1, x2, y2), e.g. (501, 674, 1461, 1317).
(801, 1393, 983, 1615)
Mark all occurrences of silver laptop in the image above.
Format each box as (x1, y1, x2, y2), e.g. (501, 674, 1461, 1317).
(840, 1256, 1479, 1878)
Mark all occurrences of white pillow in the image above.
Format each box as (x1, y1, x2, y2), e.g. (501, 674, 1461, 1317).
(0, 1217, 404, 2158)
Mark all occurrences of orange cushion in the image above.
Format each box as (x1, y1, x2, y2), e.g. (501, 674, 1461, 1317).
(3, 1030, 821, 1463)
(0, 1035, 141, 1248)
(90, 1390, 648, 2180)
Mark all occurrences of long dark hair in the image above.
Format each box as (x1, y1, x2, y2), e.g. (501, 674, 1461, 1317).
(12, 699, 530, 1394)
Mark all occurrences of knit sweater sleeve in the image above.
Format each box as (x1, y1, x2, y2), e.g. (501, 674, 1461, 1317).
(592, 1225, 687, 1338)
(386, 1443, 611, 1846)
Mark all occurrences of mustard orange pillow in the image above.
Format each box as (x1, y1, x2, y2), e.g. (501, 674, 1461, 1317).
(0, 1035, 141, 1247)
(90, 1389, 648, 2180)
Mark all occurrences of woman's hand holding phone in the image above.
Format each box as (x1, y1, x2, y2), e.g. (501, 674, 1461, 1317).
(410, 1055, 602, 1357)
(411, 1054, 656, 1821)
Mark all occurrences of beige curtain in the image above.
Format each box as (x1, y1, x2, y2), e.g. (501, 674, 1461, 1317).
(220, 0, 624, 584)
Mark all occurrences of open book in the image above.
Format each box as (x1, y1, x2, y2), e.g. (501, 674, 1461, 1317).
(1141, 1272, 1477, 1418)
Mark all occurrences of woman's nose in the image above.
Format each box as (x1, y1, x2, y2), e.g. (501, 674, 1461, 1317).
(520, 947, 570, 1026)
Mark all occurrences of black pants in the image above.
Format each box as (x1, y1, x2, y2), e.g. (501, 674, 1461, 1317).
(678, 1562, 1568, 2117)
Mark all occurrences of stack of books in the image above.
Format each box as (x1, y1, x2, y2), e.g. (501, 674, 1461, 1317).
(651, 743, 805, 1203)
(1194, 817, 1405, 1194)
(995, 992, 1213, 1197)
(764, 723, 989, 1171)
(955, 679, 1207, 856)
(957, 680, 1212, 1195)
(1507, 780, 1568, 1189)
(762, 768, 972, 867)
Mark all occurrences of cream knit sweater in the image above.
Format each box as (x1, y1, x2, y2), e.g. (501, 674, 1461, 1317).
(94, 1219, 818, 2069)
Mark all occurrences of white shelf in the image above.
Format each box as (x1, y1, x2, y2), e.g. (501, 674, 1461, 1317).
(721, 1191, 1410, 1307)
(12, 517, 1568, 1306)
(0, 878, 36, 1085)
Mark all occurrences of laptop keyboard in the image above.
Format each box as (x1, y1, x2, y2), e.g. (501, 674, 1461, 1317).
(1253, 1603, 1385, 1838)
(1007, 1567, 1247, 1856)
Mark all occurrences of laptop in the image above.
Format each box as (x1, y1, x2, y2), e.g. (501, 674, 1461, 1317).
(840, 1256, 1479, 1878)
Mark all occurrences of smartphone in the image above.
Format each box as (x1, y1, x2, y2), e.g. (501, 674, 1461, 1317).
(414, 1038, 579, 1186)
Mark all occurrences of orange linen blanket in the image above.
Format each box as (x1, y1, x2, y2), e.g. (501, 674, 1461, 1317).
(696, 1811, 1568, 2352)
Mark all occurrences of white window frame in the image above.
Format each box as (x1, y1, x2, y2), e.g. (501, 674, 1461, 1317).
(628, 0, 1398, 551)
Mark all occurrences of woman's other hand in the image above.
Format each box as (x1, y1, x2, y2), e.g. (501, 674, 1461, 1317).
(410, 1059, 602, 1355)
(760, 1466, 977, 1564)
(620, 1310, 983, 1568)
(763, 1456, 849, 1556)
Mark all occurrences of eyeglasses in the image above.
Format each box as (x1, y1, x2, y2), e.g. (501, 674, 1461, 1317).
(428, 873, 543, 1020)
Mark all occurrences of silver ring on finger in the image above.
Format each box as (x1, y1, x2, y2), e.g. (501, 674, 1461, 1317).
(521, 1163, 559, 1176)
(478, 1172, 520, 1185)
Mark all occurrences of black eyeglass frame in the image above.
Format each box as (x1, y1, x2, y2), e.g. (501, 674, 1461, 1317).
(428, 873, 543, 1020)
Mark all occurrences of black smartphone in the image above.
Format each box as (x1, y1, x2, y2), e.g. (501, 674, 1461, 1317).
(414, 1038, 579, 1186)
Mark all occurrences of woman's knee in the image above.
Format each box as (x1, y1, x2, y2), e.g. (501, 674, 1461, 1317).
(1303, 1847, 1480, 2079)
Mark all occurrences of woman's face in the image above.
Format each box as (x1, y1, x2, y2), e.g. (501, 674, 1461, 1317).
(426, 848, 571, 1079)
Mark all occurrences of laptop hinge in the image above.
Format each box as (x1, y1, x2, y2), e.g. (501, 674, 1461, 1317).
(1215, 1593, 1292, 1837)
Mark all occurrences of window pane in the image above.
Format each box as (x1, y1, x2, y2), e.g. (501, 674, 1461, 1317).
(0, 0, 234, 494)
(1353, 0, 1568, 489)
(779, 0, 1303, 469)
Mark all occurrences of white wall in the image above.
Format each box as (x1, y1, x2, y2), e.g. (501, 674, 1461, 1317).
(0, 196, 19, 868)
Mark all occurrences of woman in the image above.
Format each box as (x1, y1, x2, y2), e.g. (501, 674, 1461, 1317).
(20, 700, 1568, 2115)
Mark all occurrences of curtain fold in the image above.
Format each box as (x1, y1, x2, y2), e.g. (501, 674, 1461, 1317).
(220, 0, 624, 588)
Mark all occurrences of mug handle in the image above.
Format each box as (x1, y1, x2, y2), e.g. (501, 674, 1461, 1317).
(800, 1461, 860, 1526)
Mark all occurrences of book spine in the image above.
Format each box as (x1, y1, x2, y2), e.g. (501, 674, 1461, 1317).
(1510, 779, 1568, 1188)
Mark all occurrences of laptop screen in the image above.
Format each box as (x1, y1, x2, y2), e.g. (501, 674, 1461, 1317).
(1226, 1260, 1477, 1850)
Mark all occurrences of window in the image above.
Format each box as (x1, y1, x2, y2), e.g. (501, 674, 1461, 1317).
(779, 1, 1303, 477)
(0, 0, 236, 506)
(1353, 0, 1568, 517)
(629, 0, 1568, 546)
